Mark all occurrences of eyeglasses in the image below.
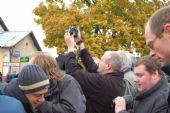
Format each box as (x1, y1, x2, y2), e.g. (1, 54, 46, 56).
(147, 25, 165, 50)
(147, 32, 164, 50)
(147, 36, 158, 50)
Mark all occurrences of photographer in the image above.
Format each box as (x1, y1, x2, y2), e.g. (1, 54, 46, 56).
(64, 27, 126, 113)
(114, 56, 169, 113)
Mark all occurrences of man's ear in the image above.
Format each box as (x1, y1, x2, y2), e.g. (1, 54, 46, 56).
(107, 63, 112, 70)
(151, 70, 159, 80)
(164, 23, 170, 35)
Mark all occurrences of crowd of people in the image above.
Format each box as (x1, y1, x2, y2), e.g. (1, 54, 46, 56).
(0, 5, 170, 113)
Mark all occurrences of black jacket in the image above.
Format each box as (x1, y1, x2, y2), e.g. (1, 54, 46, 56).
(65, 49, 126, 113)
(120, 77, 169, 113)
(162, 61, 170, 76)
(35, 74, 86, 113)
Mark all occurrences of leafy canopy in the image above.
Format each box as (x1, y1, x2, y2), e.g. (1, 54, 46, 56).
(33, 0, 169, 57)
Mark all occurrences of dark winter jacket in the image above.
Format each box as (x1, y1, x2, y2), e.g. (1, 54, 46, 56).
(1, 79, 34, 113)
(162, 61, 170, 113)
(35, 74, 86, 113)
(162, 61, 170, 83)
(119, 76, 169, 113)
(162, 61, 170, 76)
(65, 49, 126, 113)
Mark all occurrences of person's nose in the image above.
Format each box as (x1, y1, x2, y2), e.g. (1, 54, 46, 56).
(149, 49, 156, 57)
(38, 96, 45, 103)
(134, 75, 138, 83)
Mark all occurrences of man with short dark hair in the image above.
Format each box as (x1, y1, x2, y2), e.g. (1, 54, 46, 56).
(144, 6, 170, 113)
(114, 56, 169, 113)
(145, 6, 170, 67)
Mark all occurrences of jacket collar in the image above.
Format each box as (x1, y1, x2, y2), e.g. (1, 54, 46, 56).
(104, 71, 124, 78)
(135, 76, 168, 100)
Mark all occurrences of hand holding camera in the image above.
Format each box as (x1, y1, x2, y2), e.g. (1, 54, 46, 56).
(113, 95, 133, 113)
(64, 29, 75, 53)
(65, 26, 78, 38)
(64, 26, 85, 53)
(114, 96, 126, 113)
(65, 26, 83, 45)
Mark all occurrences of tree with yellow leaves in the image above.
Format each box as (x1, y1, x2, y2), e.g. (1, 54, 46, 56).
(33, 0, 169, 57)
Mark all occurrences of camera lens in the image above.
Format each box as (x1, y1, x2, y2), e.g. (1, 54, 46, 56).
(124, 95, 133, 110)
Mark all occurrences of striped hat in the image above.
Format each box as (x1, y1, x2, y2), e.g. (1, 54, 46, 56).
(18, 64, 49, 94)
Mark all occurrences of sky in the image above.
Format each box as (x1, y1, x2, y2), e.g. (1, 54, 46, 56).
(0, 0, 58, 57)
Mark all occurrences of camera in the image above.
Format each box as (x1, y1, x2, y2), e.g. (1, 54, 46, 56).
(65, 26, 78, 38)
(111, 95, 133, 110)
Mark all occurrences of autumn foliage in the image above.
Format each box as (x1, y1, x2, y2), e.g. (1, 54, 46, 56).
(33, 0, 170, 57)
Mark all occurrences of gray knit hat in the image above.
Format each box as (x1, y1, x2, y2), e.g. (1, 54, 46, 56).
(18, 64, 49, 94)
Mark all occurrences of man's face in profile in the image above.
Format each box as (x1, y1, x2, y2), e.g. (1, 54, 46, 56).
(134, 64, 157, 92)
(25, 88, 48, 108)
(145, 23, 170, 64)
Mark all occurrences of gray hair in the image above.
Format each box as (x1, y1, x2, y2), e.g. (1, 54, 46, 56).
(116, 50, 136, 72)
(104, 51, 123, 72)
(149, 6, 170, 37)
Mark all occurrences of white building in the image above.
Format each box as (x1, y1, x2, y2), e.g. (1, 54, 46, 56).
(0, 17, 41, 76)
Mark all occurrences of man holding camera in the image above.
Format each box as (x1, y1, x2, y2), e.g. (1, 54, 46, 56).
(64, 28, 126, 113)
(114, 56, 169, 113)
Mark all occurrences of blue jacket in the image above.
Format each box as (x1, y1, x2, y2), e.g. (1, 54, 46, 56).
(0, 79, 34, 113)
(0, 95, 26, 113)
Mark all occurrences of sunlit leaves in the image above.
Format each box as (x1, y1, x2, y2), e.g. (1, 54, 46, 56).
(33, 0, 169, 57)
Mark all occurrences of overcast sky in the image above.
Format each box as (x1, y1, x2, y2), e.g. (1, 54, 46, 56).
(0, 0, 58, 57)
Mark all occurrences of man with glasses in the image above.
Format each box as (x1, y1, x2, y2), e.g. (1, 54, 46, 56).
(114, 6, 170, 113)
(145, 6, 170, 66)
(145, 6, 170, 112)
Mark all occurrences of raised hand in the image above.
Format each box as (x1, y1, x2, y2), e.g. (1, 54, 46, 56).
(64, 32, 75, 52)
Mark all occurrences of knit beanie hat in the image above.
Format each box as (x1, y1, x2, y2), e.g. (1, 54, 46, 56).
(18, 64, 49, 94)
